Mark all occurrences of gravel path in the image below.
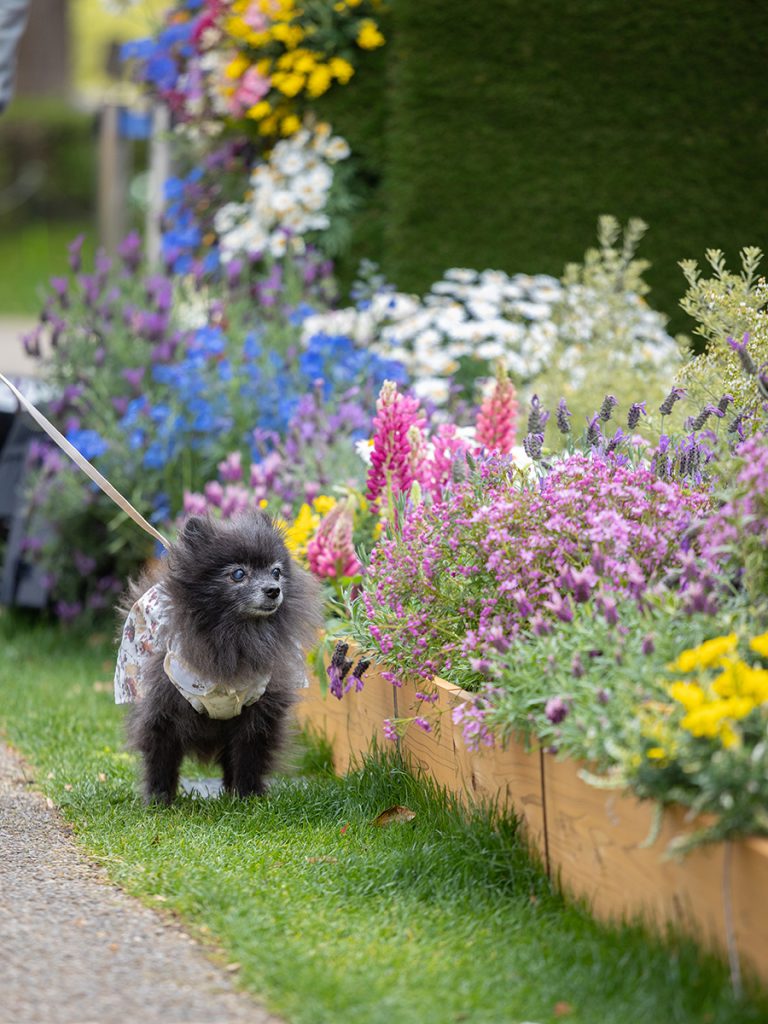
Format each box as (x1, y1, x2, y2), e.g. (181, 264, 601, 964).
(0, 742, 283, 1024)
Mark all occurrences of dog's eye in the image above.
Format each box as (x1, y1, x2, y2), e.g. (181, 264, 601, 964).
(271, 567, 281, 580)
(230, 568, 246, 582)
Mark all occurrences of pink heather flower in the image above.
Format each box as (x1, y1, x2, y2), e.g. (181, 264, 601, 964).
(306, 502, 361, 579)
(218, 451, 242, 482)
(183, 490, 209, 516)
(382, 719, 398, 742)
(422, 423, 472, 498)
(204, 480, 224, 507)
(220, 485, 251, 518)
(366, 381, 426, 508)
(475, 366, 518, 454)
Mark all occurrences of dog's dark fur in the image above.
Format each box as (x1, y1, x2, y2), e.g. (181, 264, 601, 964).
(123, 512, 322, 804)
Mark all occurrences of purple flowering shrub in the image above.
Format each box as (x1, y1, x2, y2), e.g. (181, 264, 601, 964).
(361, 451, 710, 691)
(692, 431, 768, 611)
(18, 239, 402, 620)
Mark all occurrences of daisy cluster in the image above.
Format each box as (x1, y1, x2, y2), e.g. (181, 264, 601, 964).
(214, 122, 350, 260)
(301, 265, 679, 408)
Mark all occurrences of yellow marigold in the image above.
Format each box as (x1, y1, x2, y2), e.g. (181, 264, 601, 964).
(258, 116, 280, 136)
(333, 1, 346, 10)
(225, 54, 250, 80)
(292, 51, 318, 74)
(646, 747, 667, 761)
(668, 633, 738, 674)
(307, 64, 333, 98)
(329, 56, 355, 84)
(356, 19, 385, 49)
(750, 631, 768, 659)
(270, 22, 305, 48)
(272, 71, 305, 97)
(668, 681, 706, 712)
(225, 16, 252, 42)
(246, 100, 272, 120)
(284, 504, 320, 556)
(712, 659, 768, 703)
(313, 495, 337, 516)
(281, 114, 301, 135)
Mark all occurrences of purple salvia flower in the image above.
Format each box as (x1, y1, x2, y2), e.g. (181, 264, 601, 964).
(67, 234, 85, 273)
(117, 231, 142, 271)
(641, 634, 655, 656)
(382, 719, 398, 742)
(571, 653, 584, 678)
(414, 717, 432, 734)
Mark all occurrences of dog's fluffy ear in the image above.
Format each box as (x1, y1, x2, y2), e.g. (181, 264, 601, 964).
(179, 515, 214, 547)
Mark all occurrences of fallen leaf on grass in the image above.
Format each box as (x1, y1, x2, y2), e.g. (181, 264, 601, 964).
(306, 856, 338, 864)
(225, 962, 241, 973)
(553, 1002, 573, 1018)
(372, 805, 416, 827)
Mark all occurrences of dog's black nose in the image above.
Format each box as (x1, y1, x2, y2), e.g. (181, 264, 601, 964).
(264, 586, 280, 600)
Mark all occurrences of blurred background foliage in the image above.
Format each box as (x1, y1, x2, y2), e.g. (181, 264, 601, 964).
(2, 0, 768, 337)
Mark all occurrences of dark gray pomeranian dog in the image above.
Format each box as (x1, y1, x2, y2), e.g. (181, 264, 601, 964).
(115, 512, 322, 804)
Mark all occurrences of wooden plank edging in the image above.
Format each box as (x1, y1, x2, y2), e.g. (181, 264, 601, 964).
(295, 655, 768, 983)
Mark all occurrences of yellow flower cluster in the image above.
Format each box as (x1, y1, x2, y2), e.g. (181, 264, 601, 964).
(218, 0, 385, 137)
(284, 494, 337, 557)
(664, 632, 768, 750)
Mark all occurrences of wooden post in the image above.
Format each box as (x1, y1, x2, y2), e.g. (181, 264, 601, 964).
(145, 102, 171, 268)
(97, 103, 127, 256)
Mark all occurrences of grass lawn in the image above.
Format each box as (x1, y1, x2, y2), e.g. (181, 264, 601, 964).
(1, 609, 767, 1024)
(0, 221, 95, 317)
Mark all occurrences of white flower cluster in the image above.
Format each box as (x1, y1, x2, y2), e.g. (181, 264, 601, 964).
(552, 284, 680, 388)
(301, 266, 680, 407)
(302, 268, 562, 406)
(214, 122, 350, 262)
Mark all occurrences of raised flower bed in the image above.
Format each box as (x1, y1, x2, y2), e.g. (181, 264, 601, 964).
(296, 655, 768, 985)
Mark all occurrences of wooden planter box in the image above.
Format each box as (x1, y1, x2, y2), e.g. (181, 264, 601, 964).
(296, 654, 768, 984)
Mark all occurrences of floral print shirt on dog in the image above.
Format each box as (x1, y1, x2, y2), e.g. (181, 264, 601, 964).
(113, 583, 300, 720)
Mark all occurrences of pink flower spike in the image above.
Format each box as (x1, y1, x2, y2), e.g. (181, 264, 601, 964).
(306, 501, 361, 580)
(475, 364, 518, 454)
(366, 381, 426, 508)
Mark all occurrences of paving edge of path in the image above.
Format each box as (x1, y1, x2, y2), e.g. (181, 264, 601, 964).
(0, 740, 285, 1024)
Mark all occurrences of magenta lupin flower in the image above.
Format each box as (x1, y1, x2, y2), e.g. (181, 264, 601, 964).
(366, 381, 426, 508)
(475, 365, 519, 454)
(306, 502, 361, 579)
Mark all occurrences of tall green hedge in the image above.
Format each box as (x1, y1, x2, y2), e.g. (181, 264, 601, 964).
(325, 0, 768, 333)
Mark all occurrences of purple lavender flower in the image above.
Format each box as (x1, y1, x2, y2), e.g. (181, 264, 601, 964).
(627, 402, 647, 430)
(556, 398, 572, 435)
(527, 394, 549, 435)
(659, 387, 686, 416)
(545, 697, 569, 724)
(598, 394, 618, 422)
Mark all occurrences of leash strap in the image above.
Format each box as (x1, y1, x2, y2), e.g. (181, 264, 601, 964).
(0, 371, 171, 551)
